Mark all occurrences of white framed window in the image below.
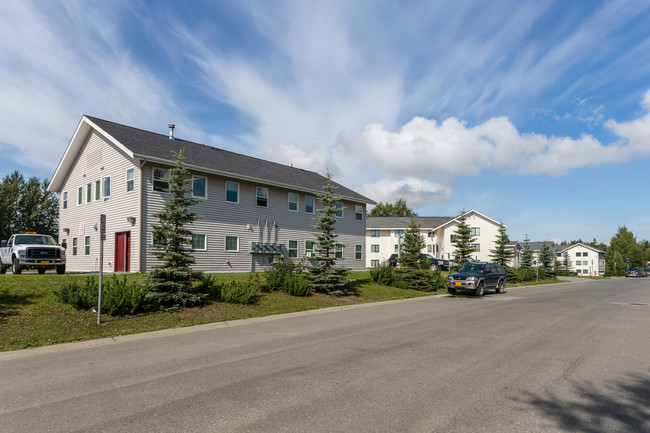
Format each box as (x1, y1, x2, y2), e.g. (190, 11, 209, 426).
(102, 176, 111, 198)
(288, 240, 298, 258)
(370, 230, 379, 237)
(371, 244, 380, 253)
(371, 259, 379, 267)
(427, 245, 432, 253)
(394, 244, 399, 252)
(153, 168, 170, 192)
(62, 191, 68, 209)
(336, 245, 343, 259)
(576, 261, 582, 266)
(450, 234, 457, 243)
(191, 234, 207, 251)
(305, 196, 315, 214)
(152, 233, 165, 248)
(192, 176, 207, 199)
(576, 252, 581, 257)
(95, 180, 100, 201)
(335, 202, 343, 218)
(225, 236, 239, 251)
(77, 186, 83, 206)
(582, 252, 588, 257)
(471, 243, 480, 252)
(305, 241, 315, 256)
(86, 183, 92, 203)
(470, 227, 480, 236)
(126, 168, 135, 192)
(256, 187, 269, 207)
(84, 236, 90, 255)
(355, 245, 362, 260)
(225, 181, 239, 203)
(355, 205, 363, 221)
(394, 230, 403, 237)
(288, 192, 299, 212)
(72, 238, 77, 255)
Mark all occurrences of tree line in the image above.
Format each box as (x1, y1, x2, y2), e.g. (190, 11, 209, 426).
(0, 171, 59, 241)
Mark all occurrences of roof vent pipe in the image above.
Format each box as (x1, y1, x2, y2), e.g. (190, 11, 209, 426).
(168, 123, 175, 140)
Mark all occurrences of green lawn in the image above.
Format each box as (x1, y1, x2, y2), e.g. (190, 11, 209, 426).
(0, 271, 438, 352)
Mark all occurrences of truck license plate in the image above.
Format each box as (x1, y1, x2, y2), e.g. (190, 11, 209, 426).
(455, 282, 461, 286)
(40, 261, 49, 265)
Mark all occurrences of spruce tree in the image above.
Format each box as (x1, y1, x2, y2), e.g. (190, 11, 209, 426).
(520, 234, 533, 269)
(451, 211, 476, 266)
(539, 242, 554, 269)
(489, 223, 514, 266)
(146, 148, 206, 311)
(400, 218, 426, 268)
(309, 172, 350, 296)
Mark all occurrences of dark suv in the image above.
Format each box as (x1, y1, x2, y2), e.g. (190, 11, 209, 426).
(446, 262, 506, 296)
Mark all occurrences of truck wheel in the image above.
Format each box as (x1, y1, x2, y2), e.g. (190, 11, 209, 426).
(496, 280, 505, 294)
(448, 288, 457, 295)
(56, 265, 66, 275)
(12, 258, 22, 274)
(475, 283, 484, 297)
(0, 260, 6, 274)
(37, 268, 46, 274)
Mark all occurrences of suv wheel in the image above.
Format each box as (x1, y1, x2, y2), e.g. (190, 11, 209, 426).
(496, 280, 505, 294)
(448, 288, 457, 295)
(475, 283, 484, 297)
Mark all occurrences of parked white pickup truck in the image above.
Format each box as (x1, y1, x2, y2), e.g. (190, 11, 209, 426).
(0, 233, 66, 274)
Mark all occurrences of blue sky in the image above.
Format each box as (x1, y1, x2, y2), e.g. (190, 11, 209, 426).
(2, 0, 650, 244)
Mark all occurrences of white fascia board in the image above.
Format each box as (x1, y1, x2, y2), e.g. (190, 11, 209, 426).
(134, 154, 374, 205)
(48, 116, 135, 192)
(438, 209, 503, 230)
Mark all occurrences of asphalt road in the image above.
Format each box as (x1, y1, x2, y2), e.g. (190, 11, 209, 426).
(1, 278, 649, 432)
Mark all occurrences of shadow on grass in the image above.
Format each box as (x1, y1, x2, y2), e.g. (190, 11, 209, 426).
(512, 373, 650, 432)
(0, 291, 37, 317)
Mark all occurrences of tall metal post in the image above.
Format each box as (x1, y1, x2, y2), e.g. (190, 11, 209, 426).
(98, 214, 106, 324)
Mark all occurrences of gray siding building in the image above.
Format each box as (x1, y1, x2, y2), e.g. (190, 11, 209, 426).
(48, 116, 374, 273)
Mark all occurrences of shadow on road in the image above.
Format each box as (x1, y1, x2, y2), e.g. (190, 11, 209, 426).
(512, 372, 650, 432)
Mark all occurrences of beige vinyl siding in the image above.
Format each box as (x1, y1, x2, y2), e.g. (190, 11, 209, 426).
(57, 130, 141, 272)
(140, 166, 367, 272)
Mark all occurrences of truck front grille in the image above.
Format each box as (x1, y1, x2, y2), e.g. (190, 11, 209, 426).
(26, 248, 60, 260)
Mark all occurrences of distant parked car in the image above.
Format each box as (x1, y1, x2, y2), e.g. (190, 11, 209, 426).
(626, 268, 641, 277)
(419, 253, 450, 271)
(446, 262, 506, 296)
(387, 254, 399, 267)
(639, 268, 648, 277)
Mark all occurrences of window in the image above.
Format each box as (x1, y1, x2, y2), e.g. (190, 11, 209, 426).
(471, 243, 480, 252)
(225, 236, 239, 251)
(192, 176, 207, 199)
(153, 168, 170, 192)
(450, 234, 457, 243)
(152, 233, 165, 248)
(336, 245, 343, 259)
(72, 238, 77, 256)
(305, 241, 315, 255)
(191, 234, 206, 251)
(86, 183, 92, 203)
(394, 244, 399, 252)
(355, 245, 362, 260)
(62, 191, 68, 209)
(576, 261, 582, 266)
(355, 205, 363, 221)
(335, 202, 343, 218)
(102, 176, 111, 198)
(371, 244, 380, 253)
(428, 231, 435, 238)
(470, 227, 480, 236)
(77, 186, 83, 205)
(84, 236, 90, 255)
(576, 252, 581, 257)
(288, 240, 298, 258)
(427, 245, 432, 253)
(394, 230, 403, 237)
(256, 187, 269, 207)
(126, 168, 134, 192)
(305, 196, 315, 213)
(95, 180, 100, 201)
(370, 230, 380, 237)
(288, 192, 299, 212)
(582, 252, 588, 257)
(371, 259, 379, 267)
(225, 181, 239, 203)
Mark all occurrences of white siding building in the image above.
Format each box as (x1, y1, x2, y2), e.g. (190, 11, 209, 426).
(48, 116, 374, 273)
(366, 210, 503, 267)
(557, 243, 606, 276)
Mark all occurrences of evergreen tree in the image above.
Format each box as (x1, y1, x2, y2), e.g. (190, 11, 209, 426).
(489, 223, 514, 266)
(309, 172, 350, 296)
(539, 242, 554, 270)
(562, 251, 572, 273)
(451, 211, 476, 266)
(146, 149, 206, 311)
(368, 198, 417, 217)
(606, 226, 643, 269)
(520, 234, 533, 269)
(400, 218, 426, 268)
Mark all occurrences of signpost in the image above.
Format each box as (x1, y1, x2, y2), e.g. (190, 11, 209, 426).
(97, 214, 106, 324)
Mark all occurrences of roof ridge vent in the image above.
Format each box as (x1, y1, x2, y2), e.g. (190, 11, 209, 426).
(168, 123, 175, 140)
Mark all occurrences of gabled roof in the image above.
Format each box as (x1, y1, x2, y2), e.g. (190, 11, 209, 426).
(48, 115, 375, 204)
(557, 243, 605, 254)
(438, 209, 502, 229)
(366, 210, 502, 231)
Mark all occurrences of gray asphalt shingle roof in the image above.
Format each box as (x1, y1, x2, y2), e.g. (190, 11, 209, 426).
(86, 116, 374, 204)
(366, 216, 454, 229)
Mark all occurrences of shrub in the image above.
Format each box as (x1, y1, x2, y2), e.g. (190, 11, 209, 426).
(55, 276, 97, 310)
(265, 260, 300, 292)
(194, 274, 223, 300)
(370, 265, 394, 286)
(221, 281, 258, 304)
(56, 275, 148, 315)
(394, 268, 442, 292)
(284, 274, 311, 297)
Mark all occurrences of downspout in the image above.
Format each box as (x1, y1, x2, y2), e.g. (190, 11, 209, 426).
(137, 160, 146, 273)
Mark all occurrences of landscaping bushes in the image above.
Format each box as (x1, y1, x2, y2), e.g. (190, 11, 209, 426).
(265, 260, 312, 297)
(55, 275, 147, 315)
(370, 265, 445, 292)
(220, 280, 258, 304)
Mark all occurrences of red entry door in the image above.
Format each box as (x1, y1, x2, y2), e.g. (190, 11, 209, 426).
(114, 231, 131, 272)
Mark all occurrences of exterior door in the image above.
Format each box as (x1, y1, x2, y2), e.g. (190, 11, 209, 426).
(114, 231, 131, 272)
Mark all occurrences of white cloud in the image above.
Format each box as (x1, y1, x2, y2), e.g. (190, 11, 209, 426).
(359, 178, 451, 208)
(604, 89, 650, 152)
